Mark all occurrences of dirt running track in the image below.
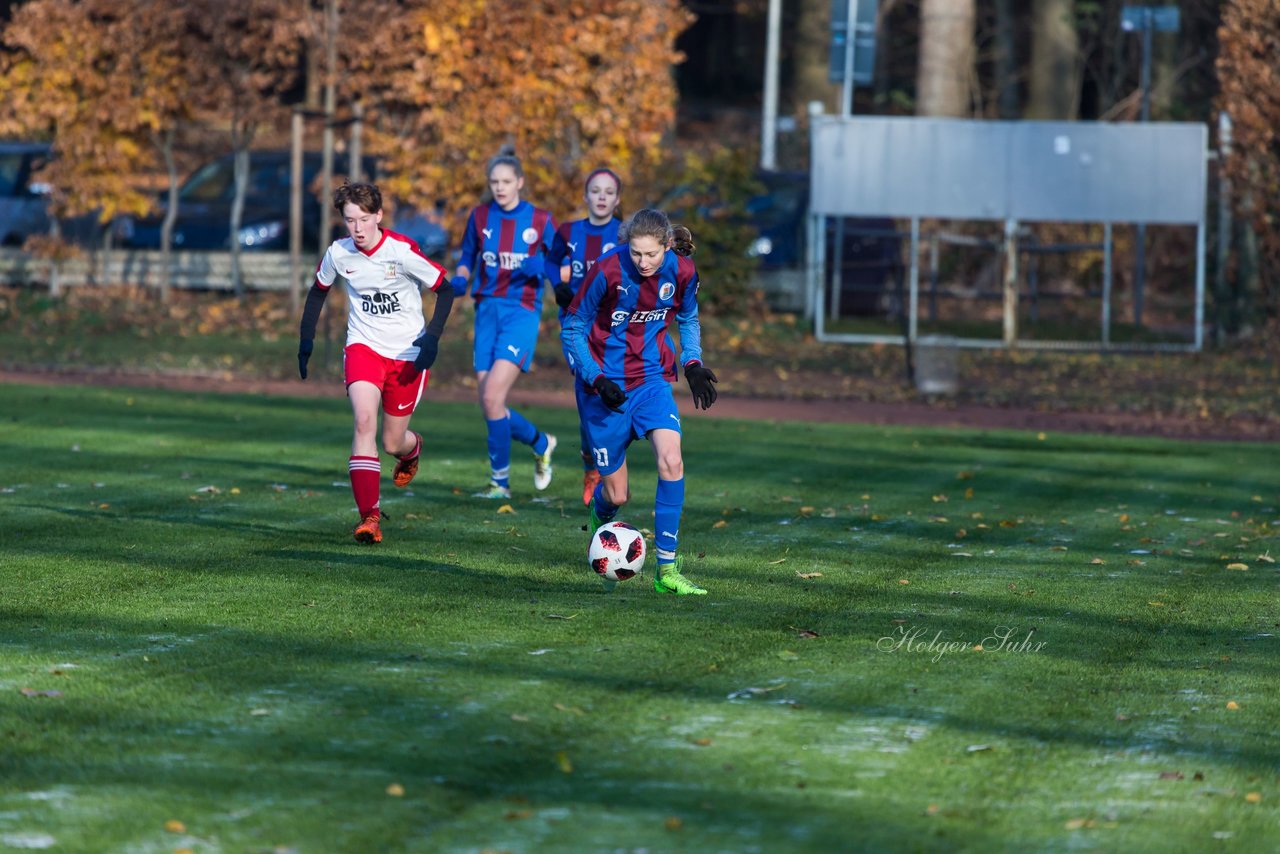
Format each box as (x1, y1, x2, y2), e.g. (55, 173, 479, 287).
(1, 367, 1275, 443)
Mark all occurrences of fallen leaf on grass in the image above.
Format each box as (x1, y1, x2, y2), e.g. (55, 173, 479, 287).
(664, 817, 683, 831)
(164, 820, 186, 833)
(965, 744, 993, 753)
(194, 485, 220, 494)
(553, 703, 586, 715)
(1064, 818, 1095, 829)
(1148, 601, 1165, 607)
(1257, 552, 1275, 564)
(249, 708, 271, 716)
(1159, 771, 1184, 780)
(497, 504, 516, 514)
(505, 809, 532, 820)
(1245, 792, 1262, 803)
(898, 579, 910, 585)
(727, 684, 787, 699)
(1225, 562, 1249, 570)
(386, 783, 405, 797)
(511, 714, 530, 722)
(1226, 701, 1240, 710)
(712, 520, 728, 529)
(795, 571, 823, 579)
(932, 494, 948, 503)
(546, 613, 577, 620)
(789, 626, 820, 638)
(768, 557, 788, 565)
(692, 738, 713, 747)
(556, 751, 573, 773)
(1090, 558, 1106, 565)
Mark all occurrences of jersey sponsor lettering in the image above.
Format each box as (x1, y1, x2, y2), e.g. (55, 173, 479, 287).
(497, 251, 530, 271)
(610, 306, 670, 328)
(361, 291, 403, 315)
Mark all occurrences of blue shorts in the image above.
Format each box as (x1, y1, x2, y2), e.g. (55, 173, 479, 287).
(473, 298, 540, 373)
(581, 381, 682, 475)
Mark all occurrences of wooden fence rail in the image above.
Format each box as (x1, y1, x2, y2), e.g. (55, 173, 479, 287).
(0, 248, 300, 293)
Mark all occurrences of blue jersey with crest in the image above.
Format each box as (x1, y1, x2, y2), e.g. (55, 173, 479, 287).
(458, 200, 557, 311)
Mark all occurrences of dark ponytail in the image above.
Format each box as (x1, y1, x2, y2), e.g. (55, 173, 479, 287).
(618, 208, 695, 256)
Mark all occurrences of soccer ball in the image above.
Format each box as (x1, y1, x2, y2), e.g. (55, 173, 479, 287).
(588, 521, 646, 582)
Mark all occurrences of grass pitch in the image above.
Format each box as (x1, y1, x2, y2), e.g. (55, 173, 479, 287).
(0, 381, 1277, 852)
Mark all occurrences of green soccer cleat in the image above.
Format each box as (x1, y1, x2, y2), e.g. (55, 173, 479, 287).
(472, 481, 512, 499)
(533, 434, 557, 491)
(654, 557, 707, 596)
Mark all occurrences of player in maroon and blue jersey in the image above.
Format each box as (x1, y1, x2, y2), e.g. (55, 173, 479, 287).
(560, 209, 720, 595)
(544, 168, 623, 507)
(451, 152, 559, 499)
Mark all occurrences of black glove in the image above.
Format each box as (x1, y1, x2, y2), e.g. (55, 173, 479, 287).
(554, 283, 574, 310)
(413, 333, 439, 371)
(298, 338, 314, 380)
(684, 363, 718, 410)
(593, 375, 627, 413)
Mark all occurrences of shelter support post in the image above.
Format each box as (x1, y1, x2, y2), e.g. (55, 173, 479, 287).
(1002, 218, 1018, 346)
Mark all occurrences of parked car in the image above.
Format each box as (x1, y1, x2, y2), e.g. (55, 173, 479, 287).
(0, 141, 53, 247)
(117, 151, 447, 259)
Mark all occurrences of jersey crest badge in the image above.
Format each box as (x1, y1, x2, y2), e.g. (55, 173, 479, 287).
(384, 262, 398, 280)
(522, 227, 539, 245)
(658, 282, 675, 301)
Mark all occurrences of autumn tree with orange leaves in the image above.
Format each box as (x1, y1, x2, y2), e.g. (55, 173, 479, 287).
(1216, 0, 1280, 331)
(348, 0, 693, 237)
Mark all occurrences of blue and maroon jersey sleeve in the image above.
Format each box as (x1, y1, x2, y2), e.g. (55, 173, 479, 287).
(469, 201, 557, 311)
(458, 205, 484, 273)
(672, 254, 703, 367)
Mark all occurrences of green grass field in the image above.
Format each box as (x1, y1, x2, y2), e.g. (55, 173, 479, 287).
(1, 382, 1276, 852)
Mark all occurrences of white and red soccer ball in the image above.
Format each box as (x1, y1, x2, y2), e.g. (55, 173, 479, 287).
(588, 521, 646, 582)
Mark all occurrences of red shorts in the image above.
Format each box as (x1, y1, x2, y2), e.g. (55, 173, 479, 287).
(344, 343, 428, 416)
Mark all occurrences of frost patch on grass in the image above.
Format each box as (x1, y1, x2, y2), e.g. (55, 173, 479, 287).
(0, 833, 57, 849)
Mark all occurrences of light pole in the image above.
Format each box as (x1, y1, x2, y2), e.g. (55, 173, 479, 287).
(1121, 5, 1179, 329)
(761, 0, 782, 171)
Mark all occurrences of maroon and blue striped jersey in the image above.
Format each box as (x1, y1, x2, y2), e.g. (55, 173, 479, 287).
(560, 246, 704, 391)
(546, 217, 621, 313)
(458, 200, 557, 311)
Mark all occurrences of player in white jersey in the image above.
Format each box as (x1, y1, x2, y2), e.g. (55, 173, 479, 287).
(298, 182, 454, 544)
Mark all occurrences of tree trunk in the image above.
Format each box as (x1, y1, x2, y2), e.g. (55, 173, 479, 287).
(1026, 0, 1079, 120)
(1151, 24, 1178, 119)
(792, 0, 839, 116)
(230, 126, 253, 299)
(157, 126, 178, 304)
(916, 0, 974, 116)
(994, 0, 1019, 118)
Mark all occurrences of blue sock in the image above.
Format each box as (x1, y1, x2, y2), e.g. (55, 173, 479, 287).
(654, 477, 684, 566)
(508, 408, 545, 453)
(485, 417, 511, 487)
(592, 483, 618, 523)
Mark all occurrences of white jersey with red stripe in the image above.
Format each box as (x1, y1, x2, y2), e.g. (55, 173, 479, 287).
(316, 229, 448, 361)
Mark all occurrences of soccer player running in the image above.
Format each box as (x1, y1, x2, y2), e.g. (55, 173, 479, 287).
(544, 168, 623, 506)
(560, 208, 720, 595)
(297, 181, 454, 544)
(451, 151, 559, 499)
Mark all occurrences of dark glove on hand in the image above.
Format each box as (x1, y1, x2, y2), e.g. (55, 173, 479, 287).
(298, 338, 314, 380)
(412, 333, 439, 371)
(519, 254, 544, 278)
(592, 375, 627, 413)
(450, 274, 469, 297)
(554, 283, 574, 310)
(684, 363, 718, 410)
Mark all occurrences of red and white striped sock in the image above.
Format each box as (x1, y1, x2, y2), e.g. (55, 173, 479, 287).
(396, 431, 421, 462)
(348, 455, 381, 517)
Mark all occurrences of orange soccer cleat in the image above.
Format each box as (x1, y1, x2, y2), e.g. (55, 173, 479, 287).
(353, 510, 383, 544)
(581, 469, 601, 507)
(393, 432, 422, 488)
